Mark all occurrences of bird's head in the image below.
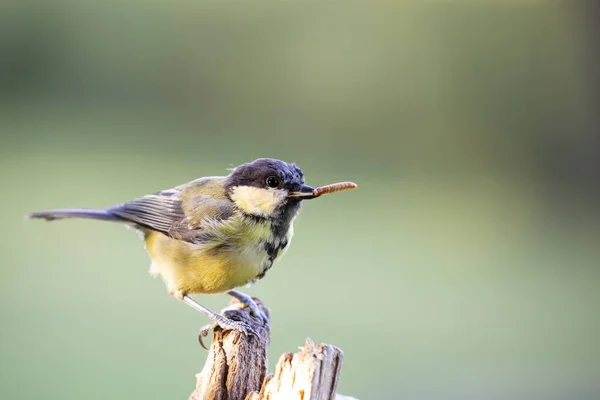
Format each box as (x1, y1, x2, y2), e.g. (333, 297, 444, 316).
(225, 158, 316, 220)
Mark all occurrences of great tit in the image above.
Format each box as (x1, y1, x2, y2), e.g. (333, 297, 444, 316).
(29, 158, 356, 344)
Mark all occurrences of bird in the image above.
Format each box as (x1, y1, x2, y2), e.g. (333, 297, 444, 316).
(28, 158, 357, 345)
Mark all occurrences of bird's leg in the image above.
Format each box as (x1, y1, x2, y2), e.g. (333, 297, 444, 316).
(181, 295, 257, 349)
(226, 290, 269, 325)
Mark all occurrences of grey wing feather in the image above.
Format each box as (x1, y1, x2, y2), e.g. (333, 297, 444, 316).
(107, 194, 187, 237)
(107, 191, 235, 243)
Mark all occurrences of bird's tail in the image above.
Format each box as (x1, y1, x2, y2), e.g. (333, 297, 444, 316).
(27, 208, 123, 223)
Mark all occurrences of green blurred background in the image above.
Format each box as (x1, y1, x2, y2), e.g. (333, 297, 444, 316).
(1, 1, 599, 399)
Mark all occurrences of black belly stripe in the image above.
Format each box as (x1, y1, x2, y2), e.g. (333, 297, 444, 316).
(258, 239, 289, 280)
(264, 242, 278, 263)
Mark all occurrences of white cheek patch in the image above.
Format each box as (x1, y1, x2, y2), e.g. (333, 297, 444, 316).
(230, 186, 288, 217)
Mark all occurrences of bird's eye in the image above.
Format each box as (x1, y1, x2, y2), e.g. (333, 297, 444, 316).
(266, 176, 280, 188)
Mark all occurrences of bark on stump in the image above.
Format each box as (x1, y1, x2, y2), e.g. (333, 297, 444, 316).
(188, 298, 356, 400)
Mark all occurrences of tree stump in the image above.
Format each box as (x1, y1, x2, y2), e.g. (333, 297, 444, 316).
(188, 298, 357, 400)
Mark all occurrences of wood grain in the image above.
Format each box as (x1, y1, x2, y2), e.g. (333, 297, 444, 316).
(188, 297, 357, 400)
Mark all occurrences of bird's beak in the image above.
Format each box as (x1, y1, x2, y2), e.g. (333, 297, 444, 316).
(287, 184, 317, 199)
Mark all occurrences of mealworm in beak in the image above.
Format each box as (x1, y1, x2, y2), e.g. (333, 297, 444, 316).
(312, 182, 358, 196)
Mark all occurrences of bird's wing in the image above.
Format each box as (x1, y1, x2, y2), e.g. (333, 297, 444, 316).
(107, 180, 234, 243)
(107, 193, 185, 236)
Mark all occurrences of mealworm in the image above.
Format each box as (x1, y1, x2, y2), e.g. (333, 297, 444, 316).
(312, 182, 358, 196)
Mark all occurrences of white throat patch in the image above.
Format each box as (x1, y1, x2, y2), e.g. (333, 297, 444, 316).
(230, 186, 288, 217)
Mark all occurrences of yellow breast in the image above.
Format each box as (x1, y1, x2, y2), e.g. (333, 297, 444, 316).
(144, 218, 288, 298)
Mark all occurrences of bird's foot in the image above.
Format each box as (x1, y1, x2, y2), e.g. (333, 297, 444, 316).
(224, 300, 269, 326)
(227, 290, 270, 326)
(198, 313, 257, 350)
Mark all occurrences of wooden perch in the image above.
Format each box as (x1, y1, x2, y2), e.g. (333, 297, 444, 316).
(188, 298, 357, 400)
(246, 340, 347, 400)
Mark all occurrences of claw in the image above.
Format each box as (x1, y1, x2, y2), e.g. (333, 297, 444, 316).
(197, 315, 258, 350)
(223, 302, 269, 326)
(246, 303, 269, 326)
(227, 291, 269, 326)
(198, 323, 215, 350)
(256, 310, 269, 325)
(254, 310, 269, 326)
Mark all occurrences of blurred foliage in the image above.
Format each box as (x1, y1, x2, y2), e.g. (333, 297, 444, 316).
(1, 1, 599, 399)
